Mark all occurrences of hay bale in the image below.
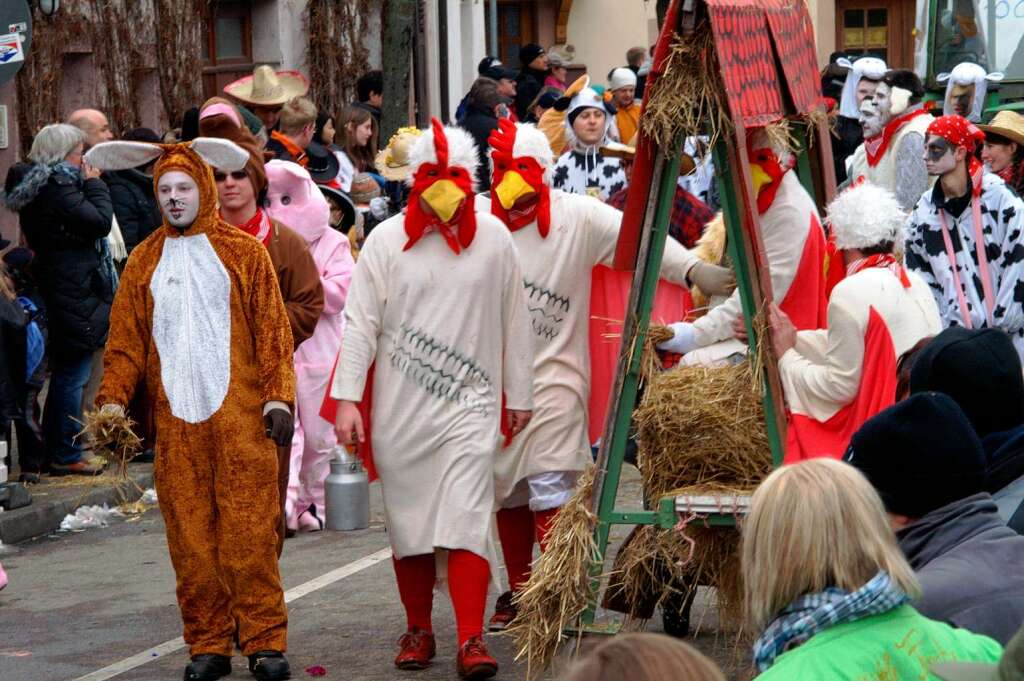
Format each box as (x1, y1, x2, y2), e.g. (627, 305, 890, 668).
(508, 466, 599, 681)
(634, 361, 772, 500)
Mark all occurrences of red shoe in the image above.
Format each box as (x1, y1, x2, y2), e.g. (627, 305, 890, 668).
(487, 590, 517, 631)
(457, 636, 498, 679)
(395, 627, 436, 670)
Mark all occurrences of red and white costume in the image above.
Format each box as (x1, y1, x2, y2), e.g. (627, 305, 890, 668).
(782, 183, 941, 461)
(263, 160, 354, 531)
(328, 120, 533, 671)
(660, 134, 828, 364)
(480, 121, 702, 599)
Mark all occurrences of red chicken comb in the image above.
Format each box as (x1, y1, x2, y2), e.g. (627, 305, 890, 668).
(430, 117, 448, 167)
(488, 118, 517, 157)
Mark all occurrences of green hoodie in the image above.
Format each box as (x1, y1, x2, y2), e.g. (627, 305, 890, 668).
(756, 605, 1002, 680)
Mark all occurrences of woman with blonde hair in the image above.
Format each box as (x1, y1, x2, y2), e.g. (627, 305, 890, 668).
(561, 633, 725, 681)
(743, 458, 1002, 678)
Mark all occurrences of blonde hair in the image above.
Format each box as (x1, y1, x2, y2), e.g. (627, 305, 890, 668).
(741, 459, 920, 631)
(562, 633, 726, 681)
(278, 96, 317, 136)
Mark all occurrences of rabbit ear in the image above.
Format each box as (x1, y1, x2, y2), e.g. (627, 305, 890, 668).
(84, 141, 164, 171)
(986, 71, 1005, 82)
(936, 72, 952, 83)
(836, 57, 854, 70)
(189, 137, 249, 172)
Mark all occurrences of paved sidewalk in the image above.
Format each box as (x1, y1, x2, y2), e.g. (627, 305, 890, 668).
(0, 463, 153, 545)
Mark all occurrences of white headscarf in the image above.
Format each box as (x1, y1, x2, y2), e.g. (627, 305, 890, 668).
(937, 62, 1004, 122)
(837, 56, 889, 119)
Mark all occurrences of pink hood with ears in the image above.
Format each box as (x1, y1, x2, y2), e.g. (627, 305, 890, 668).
(264, 160, 330, 245)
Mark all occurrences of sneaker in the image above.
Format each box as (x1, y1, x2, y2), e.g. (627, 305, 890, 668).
(183, 654, 232, 681)
(394, 627, 436, 670)
(247, 650, 290, 680)
(456, 636, 497, 679)
(50, 460, 104, 476)
(487, 591, 517, 631)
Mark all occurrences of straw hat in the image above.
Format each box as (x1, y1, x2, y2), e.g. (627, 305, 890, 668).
(223, 65, 310, 107)
(374, 126, 424, 182)
(979, 110, 1024, 148)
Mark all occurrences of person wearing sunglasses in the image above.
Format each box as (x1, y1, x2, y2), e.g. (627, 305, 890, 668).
(904, 114, 1024, 361)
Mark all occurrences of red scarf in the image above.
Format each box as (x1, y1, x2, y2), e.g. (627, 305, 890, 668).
(864, 107, 932, 167)
(403, 118, 477, 255)
(847, 253, 910, 288)
(232, 207, 272, 246)
(998, 165, 1015, 185)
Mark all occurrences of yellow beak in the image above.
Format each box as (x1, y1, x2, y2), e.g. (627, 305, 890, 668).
(495, 171, 537, 210)
(750, 164, 772, 196)
(421, 179, 465, 223)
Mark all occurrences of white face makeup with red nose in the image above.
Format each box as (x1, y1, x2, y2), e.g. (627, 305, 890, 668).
(157, 171, 200, 228)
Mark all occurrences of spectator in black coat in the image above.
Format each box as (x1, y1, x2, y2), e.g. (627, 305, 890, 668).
(102, 127, 162, 254)
(460, 77, 508, 190)
(846, 393, 1024, 645)
(1, 123, 112, 476)
(514, 43, 548, 121)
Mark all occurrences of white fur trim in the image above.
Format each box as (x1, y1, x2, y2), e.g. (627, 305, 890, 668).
(939, 62, 1005, 122)
(509, 122, 555, 184)
(827, 182, 905, 250)
(838, 56, 888, 119)
(609, 68, 637, 91)
(406, 124, 480, 190)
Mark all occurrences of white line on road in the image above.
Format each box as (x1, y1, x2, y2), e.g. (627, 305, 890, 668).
(71, 547, 393, 681)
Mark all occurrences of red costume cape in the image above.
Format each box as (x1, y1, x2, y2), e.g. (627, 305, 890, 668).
(785, 307, 896, 461)
(780, 213, 829, 332)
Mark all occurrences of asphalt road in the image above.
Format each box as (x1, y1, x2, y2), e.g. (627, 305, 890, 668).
(0, 469, 742, 681)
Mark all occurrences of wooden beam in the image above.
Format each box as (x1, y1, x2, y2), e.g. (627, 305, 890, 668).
(555, 0, 572, 44)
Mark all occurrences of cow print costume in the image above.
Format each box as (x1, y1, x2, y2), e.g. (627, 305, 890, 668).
(550, 149, 627, 201)
(905, 171, 1024, 359)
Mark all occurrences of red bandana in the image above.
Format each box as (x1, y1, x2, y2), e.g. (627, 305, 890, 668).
(488, 118, 551, 236)
(403, 118, 477, 255)
(847, 253, 911, 288)
(864, 107, 932, 167)
(927, 114, 986, 184)
(233, 207, 272, 246)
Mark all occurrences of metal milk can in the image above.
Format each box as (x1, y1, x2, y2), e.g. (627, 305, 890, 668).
(324, 445, 369, 531)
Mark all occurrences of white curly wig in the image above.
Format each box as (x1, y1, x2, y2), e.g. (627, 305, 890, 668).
(827, 182, 905, 250)
(406, 121, 481, 190)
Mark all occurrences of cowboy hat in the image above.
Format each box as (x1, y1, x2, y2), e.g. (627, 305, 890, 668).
(979, 110, 1024, 148)
(318, 184, 357, 234)
(374, 127, 424, 182)
(223, 65, 310, 107)
(305, 141, 341, 183)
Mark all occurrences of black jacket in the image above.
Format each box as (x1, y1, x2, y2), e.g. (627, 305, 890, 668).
(833, 115, 863, 185)
(898, 493, 1024, 644)
(103, 169, 161, 253)
(460, 105, 500, 190)
(3, 164, 113, 358)
(514, 67, 548, 121)
(0, 296, 27, 423)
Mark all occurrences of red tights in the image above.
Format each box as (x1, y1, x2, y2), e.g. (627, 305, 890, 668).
(392, 550, 490, 646)
(495, 505, 561, 594)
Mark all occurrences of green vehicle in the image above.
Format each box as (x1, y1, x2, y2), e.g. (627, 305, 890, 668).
(922, 0, 1024, 112)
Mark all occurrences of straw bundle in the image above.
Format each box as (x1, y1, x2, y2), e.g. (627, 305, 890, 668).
(508, 466, 599, 681)
(641, 25, 733, 152)
(77, 408, 143, 477)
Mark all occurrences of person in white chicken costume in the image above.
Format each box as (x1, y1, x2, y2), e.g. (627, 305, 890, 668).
(478, 119, 735, 629)
(331, 119, 533, 679)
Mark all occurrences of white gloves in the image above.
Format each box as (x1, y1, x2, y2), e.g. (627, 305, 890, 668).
(656, 322, 699, 355)
(688, 261, 735, 297)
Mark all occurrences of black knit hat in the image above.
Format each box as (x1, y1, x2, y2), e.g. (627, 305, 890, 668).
(909, 327, 1024, 437)
(519, 43, 545, 67)
(844, 392, 988, 518)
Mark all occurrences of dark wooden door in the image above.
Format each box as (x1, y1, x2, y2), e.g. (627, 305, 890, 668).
(836, 0, 916, 68)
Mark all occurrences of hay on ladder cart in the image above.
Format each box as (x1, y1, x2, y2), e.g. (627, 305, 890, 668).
(508, 466, 599, 681)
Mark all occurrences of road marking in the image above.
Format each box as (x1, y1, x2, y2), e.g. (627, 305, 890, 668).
(72, 547, 393, 681)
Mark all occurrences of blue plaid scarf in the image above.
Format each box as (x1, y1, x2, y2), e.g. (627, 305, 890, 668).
(753, 571, 909, 672)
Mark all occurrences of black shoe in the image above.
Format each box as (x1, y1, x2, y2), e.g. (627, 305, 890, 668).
(134, 448, 156, 464)
(18, 472, 43, 484)
(183, 654, 232, 681)
(248, 651, 290, 680)
(661, 586, 696, 638)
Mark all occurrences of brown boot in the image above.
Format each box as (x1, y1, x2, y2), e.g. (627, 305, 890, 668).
(50, 460, 104, 476)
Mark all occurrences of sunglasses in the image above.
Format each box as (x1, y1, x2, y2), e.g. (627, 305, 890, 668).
(213, 170, 249, 182)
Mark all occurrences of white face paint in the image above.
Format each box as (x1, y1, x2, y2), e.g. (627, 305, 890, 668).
(157, 170, 200, 229)
(858, 82, 893, 139)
